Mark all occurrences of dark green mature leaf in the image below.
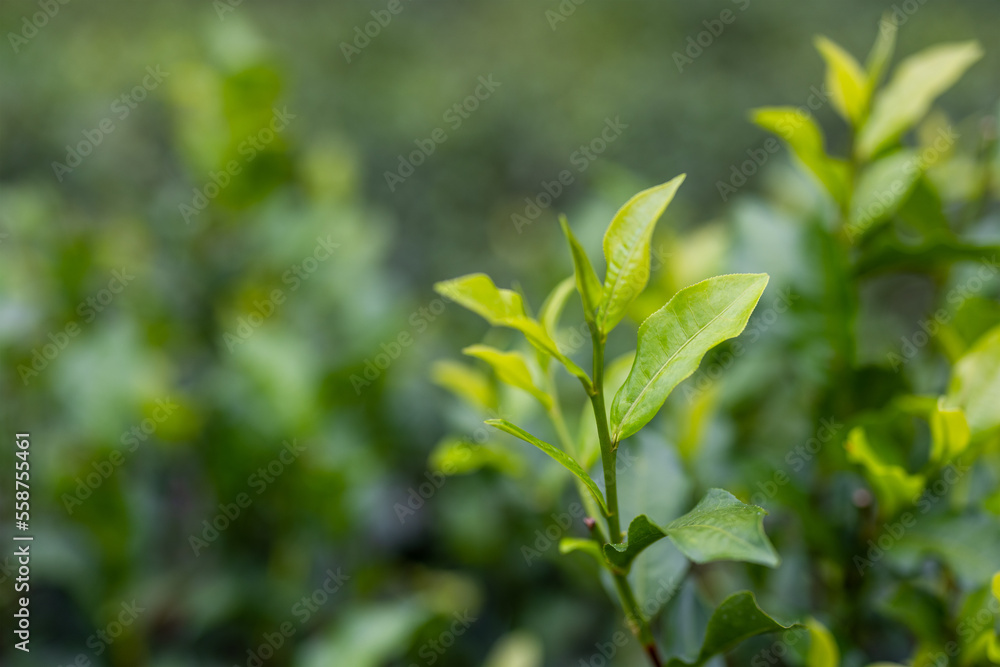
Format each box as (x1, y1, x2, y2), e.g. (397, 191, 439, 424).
(611, 274, 769, 442)
(485, 419, 608, 515)
(597, 175, 686, 334)
(560, 216, 603, 325)
(604, 515, 667, 571)
(434, 274, 591, 385)
(857, 41, 983, 159)
(604, 489, 779, 571)
(665, 591, 800, 666)
(663, 489, 780, 567)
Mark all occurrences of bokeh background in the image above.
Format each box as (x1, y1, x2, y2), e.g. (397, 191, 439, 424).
(2, 1, 999, 665)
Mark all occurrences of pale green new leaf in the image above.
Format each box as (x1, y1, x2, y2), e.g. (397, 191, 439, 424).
(929, 398, 970, 464)
(815, 36, 869, 124)
(463, 344, 551, 408)
(857, 41, 983, 159)
(946, 324, 1000, 437)
(485, 419, 608, 515)
(430, 359, 496, 411)
(665, 591, 800, 667)
(560, 216, 603, 324)
(805, 617, 840, 667)
(539, 276, 575, 337)
(598, 175, 686, 333)
(752, 107, 850, 205)
(845, 150, 921, 241)
(429, 437, 524, 476)
(845, 426, 925, 516)
(434, 274, 591, 386)
(611, 274, 769, 442)
(865, 17, 897, 90)
(559, 537, 605, 566)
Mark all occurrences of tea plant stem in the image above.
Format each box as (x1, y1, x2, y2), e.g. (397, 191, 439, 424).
(588, 329, 620, 541)
(612, 571, 660, 664)
(588, 328, 661, 665)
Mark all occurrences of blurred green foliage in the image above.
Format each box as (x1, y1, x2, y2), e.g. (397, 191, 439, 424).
(1, 1, 999, 666)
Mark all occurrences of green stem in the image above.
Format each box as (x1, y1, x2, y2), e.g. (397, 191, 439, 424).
(612, 571, 659, 664)
(587, 326, 660, 665)
(589, 328, 620, 541)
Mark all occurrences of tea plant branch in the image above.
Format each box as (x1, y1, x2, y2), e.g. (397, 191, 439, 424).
(435, 177, 784, 667)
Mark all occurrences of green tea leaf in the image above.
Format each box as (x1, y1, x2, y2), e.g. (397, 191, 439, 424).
(598, 175, 686, 334)
(430, 359, 496, 411)
(665, 591, 800, 666)
(429, 437, 524, 476)
(805, 617, 840, 667)
(611, 274, 768, 442)
(815, 36, 868, 124)
(434, 274, 591, 386)
(560, 216, 603, 325)
(604, 514, 668, 571)
(946, 324, 1000, 437)
(751, 107, 850, 204)
(865, 17, 897, 90)
(605, 490, 779, 571)
(559, 537, 605, 566)
(845, 150, 921, 242)
(485, 418, 608, 515)
(463, 344, 551, 408)
(663, 488, 780, 567)
(929, 398, 970, 464)
(845, 426, 925, 516)
(539, 276, 576, 337)
(857, 41, 982, 159)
